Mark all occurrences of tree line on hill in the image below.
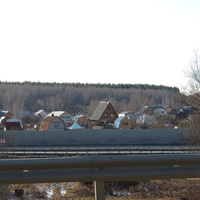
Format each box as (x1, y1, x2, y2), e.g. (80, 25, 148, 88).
(0, 81, 180, 91)
(0, 81, 182, 117)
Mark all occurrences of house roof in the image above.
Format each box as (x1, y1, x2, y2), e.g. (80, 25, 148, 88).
(136, 106, 149, 114)
(90, 101, 115, 121)
(0, 111, 13, 118)
(115, 116, 126, 122)
(73, 115, 87, 121)
(119, 111, 132, 115)
(69, 122, 83, 129)
(36, 109, 45, 114)
(39, 116, 55, 131)
(47, 111, 70, 117)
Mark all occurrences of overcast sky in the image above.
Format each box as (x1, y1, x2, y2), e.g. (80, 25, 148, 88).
(1, 0, 200, 89)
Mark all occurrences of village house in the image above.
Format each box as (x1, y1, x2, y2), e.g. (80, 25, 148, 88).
(0, 111, 23, 130)
(48, 111, 72, 127)
(168, 108, 179, 120)
(90, 101, 118, 128)
(73, 115, 88, 127)
(3, 117, 23, 130)
(39, 116, 66, 131)
(176, 106, 194, 121)
(0, 111, 13, 118)
(138, 106, 167, 117)
(114, 116, 133, 129)
(35, 109, 48, 119)
(163, 106, 173, 113)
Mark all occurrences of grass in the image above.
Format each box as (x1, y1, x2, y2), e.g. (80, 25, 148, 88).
(1, 179, 200, 199)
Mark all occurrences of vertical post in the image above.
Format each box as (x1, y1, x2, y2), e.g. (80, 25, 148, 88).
(94, 180, 105, 200)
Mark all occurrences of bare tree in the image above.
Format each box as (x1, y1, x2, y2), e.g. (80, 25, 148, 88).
(181, 49, 200, 112)
(177, 49, 200, 144)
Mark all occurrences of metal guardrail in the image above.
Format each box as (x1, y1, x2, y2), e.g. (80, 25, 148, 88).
(0, 154, 200, 200)
(1, 146, 200, 155)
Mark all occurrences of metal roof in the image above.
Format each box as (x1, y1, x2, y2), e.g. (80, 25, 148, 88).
(90, 101, 110, 121)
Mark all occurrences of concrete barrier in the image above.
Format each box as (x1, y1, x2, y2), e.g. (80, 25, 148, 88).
(0, 129, 183, 147)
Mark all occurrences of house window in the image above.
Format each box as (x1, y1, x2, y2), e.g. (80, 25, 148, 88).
(110, 113, 114, 117)
(122, 122, 129, 126)
(104, 113, 108, 118)
(54, 121, 59, 127)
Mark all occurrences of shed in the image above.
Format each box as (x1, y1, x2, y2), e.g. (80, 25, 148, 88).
(39, 116, 66, 131)
(4, 117, 23, 130)
(114, 116, 133, 129)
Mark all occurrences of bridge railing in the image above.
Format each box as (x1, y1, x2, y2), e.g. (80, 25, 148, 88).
(0, 154, 200, 200)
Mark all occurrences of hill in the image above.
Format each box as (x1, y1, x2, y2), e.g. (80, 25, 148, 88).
(0, 81, 180, 116)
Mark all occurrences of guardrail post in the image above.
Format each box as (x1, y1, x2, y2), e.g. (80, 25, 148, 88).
(94, 180, 105, 200)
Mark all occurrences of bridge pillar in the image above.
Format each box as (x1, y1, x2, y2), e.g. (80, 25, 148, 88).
(94, 180, 105, 200)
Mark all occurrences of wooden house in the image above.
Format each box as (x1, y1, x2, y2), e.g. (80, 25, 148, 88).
(39, 116, 66, 131)
(90, 101, 118, 127)
(114, 116, 133, 129)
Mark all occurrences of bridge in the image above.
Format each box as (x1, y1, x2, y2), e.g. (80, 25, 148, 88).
(0, 129, 199, 199)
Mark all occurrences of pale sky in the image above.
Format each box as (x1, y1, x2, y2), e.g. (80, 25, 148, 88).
(1, 0, 200, 89)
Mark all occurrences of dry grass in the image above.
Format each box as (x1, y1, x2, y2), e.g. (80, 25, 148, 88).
(1, 179, 200, 200)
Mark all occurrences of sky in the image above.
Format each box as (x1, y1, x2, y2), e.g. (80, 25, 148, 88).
(1, 0, 200, 89)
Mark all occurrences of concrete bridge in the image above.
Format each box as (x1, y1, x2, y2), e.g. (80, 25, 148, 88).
(0, 128, 185, 146)
(0, 128, 198, 199)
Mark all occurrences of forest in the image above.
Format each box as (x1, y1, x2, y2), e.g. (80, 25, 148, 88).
(0, 81, 182, 117)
